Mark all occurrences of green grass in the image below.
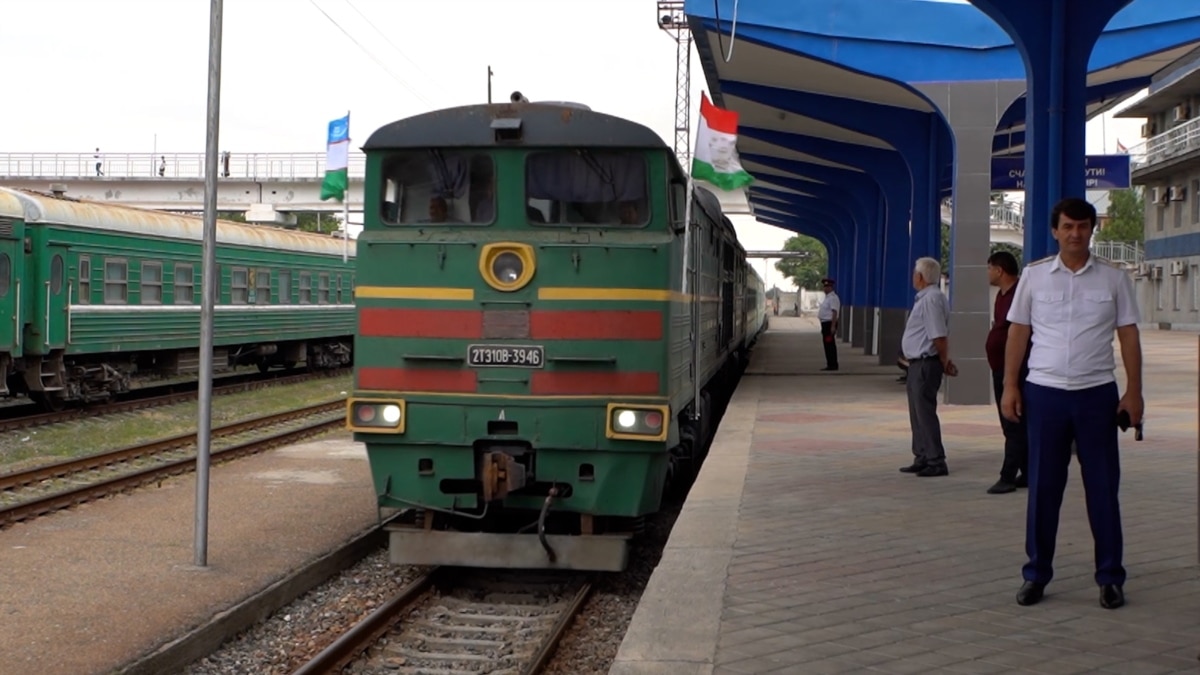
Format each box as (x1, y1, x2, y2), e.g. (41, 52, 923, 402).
(0, 375, 353, 473)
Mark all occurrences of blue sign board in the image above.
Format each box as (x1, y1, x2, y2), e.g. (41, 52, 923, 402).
(991, 155, 1131, 190)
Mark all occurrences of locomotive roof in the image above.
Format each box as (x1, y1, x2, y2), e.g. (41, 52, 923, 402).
(364, 102, 671, 150)
(0, 188, 355, 258)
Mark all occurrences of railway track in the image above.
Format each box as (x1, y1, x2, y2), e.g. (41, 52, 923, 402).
(0, 400, 345, 527)
(0, 367, 350, 435)
(294, 568, 592, 675)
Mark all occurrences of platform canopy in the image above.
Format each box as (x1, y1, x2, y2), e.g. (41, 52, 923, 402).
(685, 0, 1200, 229)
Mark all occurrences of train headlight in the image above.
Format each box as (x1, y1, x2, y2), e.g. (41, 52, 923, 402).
(480, 243, 535, 292)
(346, 398, 406, 434)
(606, 403, 669, 442)
(492, 252, 524, 283)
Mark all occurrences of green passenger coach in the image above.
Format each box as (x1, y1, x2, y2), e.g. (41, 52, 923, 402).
(347, 95, 766, 571)
(0, 187, 354, 408)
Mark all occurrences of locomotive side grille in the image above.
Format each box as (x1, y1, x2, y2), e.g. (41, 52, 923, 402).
(0, 219, 13, 238)
(482, 309, 531, 339)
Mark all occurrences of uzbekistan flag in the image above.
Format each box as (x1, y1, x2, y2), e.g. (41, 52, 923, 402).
(691, 93, 753, 191)
(320, 114, 350, 201)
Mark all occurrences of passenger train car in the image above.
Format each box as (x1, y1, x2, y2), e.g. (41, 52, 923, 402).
(0, 187, 355, 408)
(347, 95, 766, 571)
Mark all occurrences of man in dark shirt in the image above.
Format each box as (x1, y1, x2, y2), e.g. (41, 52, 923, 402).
(985, 251, 1028, 494)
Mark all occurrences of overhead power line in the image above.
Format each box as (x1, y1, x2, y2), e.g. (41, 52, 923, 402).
(308, 0, 430, 106)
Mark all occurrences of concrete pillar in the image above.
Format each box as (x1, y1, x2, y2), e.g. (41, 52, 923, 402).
(917, 80, 1025, 405)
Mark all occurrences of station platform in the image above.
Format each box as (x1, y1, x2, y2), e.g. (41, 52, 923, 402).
(613, 316, 1199, 675)
(0, 436, 378, 675)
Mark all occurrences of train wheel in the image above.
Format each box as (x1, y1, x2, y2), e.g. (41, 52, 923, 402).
(257, 362, 271, 374)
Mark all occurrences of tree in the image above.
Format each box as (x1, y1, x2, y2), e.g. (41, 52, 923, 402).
(774, 235, 828, 290)
(989, 242, 1023, 268)
(1096, 188, 1144, 243)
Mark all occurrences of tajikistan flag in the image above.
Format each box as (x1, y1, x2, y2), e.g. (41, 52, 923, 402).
(691, 93, 753, 191)
(320, 114, 350, 201)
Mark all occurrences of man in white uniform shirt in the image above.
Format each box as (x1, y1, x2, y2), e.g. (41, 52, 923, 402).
(817, 278, 840, 371)
(1001, 197, 1143, 610)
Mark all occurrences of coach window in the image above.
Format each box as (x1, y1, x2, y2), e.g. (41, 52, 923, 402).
(278, 270, 292, 305)
(318, 273, 330, 304)
(175, 264, 194, 304)
(51, 254, 64, 295)
(380, 151, 495, 225)
(231, 267, 249, 304)
(255, 268, 271, 305)
(525, 150, 648, 227)
(0, 252, 9, 298)
(78, 257, 91, 304)
(141, 261, 163, 304)
(104, 259, 128, 304)
(299, 272, 312, 304)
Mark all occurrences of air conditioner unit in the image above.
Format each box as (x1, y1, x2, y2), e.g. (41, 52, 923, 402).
(1151, 266, 1164, 280)
(1170, 185, 1187, 201)
(1150, 187, 1166, 205)
(1169, 260, 1187, 276)
(1141, 122, 1154, 138)
(1173, 104, 1190, 124)
(1136, 262, 1152, 277)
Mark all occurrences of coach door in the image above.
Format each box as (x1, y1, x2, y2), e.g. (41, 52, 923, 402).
(40, 244, 69, 350)
(0, 219, 24, 358)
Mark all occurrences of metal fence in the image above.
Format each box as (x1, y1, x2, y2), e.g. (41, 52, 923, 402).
(0, 151, 368, 181)
(1127, 116, 1200, 170)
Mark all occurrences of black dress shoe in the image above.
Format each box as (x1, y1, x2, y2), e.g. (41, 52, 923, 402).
(1100, 584, 1125, 609)
(917, 465, 949, 477)
(899, 463, 926, 473)
(987, 480, 1017, 494)
(1015, 474, 1028, 488)
(820, 366, 839, 371)
(1016, 581, 1046, 606)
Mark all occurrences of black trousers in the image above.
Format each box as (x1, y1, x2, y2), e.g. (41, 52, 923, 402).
(820, 321, 838, 369)
(991, 369, 1029, 482)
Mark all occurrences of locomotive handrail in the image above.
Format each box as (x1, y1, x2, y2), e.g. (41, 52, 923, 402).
(13, 280, 19, 350)
(0, 151, 368, 181)
(44, 281, 50, 349)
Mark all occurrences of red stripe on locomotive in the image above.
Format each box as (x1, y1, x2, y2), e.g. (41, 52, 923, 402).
(531, 371, 660, 396)
(529, 310, 662, 340)
(358, 367, 478, 393)
(358, 309, 483, 339)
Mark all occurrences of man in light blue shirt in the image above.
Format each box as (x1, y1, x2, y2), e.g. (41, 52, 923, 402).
(899, 257, 958, 477)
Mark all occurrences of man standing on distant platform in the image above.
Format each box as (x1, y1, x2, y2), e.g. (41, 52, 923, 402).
(817, 278, 840, 371)
(1002, 197, 1142, 611)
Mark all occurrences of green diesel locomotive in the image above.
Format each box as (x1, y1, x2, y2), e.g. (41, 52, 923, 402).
(0, 188, 355, 408)
(347, 96, 766, 571)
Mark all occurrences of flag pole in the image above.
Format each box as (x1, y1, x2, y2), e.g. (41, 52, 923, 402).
(342, 110, 350, 263)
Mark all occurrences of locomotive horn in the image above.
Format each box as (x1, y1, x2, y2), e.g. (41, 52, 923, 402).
(510, 91, 529, 103)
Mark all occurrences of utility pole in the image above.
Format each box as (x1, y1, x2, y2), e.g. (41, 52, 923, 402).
(656, 1, 692, 169)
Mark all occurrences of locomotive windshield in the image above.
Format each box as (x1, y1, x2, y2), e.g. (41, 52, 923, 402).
(380, 150, 495, 225)
(525, 150, 648, 227)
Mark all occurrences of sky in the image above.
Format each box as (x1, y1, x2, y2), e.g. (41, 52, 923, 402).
(2, 0, 1150, 292)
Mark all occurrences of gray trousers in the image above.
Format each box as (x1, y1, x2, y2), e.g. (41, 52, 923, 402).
(906, 357, 946, 467)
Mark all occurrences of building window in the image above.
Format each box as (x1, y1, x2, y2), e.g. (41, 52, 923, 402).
(231, 267, 249, 304)
(104, 259, 128, 304)
(78, 257, 91, 304)
(1156, 202, 1165, 231)
(1193, 266, 1200, 311)
(255, 268, 271, 305)
(142, 261, 163, 304)
(1174, 200, 1184, 229)
(278, 270, 291, 305)
(1192, 179, 1200, 225)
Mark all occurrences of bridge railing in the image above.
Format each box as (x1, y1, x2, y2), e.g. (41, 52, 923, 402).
(1091, 240, 1143, 266)
(1127, 116, 1200, 171)
(942, 199, 1025, 232)
(0, 152, 368, 180)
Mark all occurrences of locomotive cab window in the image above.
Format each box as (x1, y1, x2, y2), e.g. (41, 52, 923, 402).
(380, 150, 495, 225)
(525, 150, 648, 227)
